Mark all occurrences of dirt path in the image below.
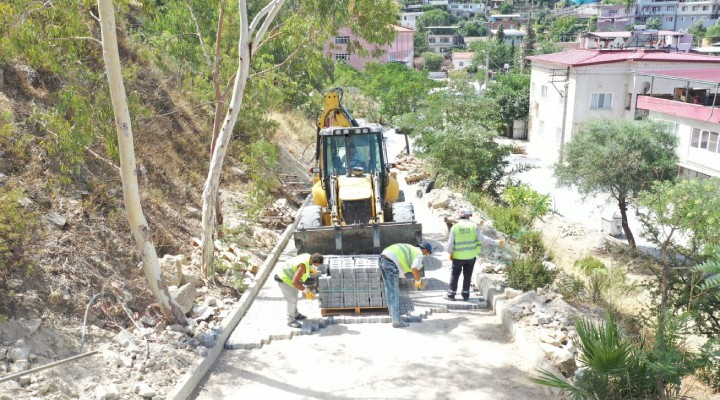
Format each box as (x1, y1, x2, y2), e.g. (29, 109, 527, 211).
(193, 310, 549, 400)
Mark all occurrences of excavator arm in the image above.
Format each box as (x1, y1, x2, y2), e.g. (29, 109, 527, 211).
(317, 88, 358, 130)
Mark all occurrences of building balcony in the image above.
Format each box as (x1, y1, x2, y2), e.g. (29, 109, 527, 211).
(637, 95, 720, 124)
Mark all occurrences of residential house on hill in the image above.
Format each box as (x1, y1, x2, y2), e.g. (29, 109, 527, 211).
(526, 49, 720, 163)
(633, 68, 720, 178)
(426, 26, 463, 53)
(635, 0, 720, 31)
(326, 26, 414, 70)
(451, 52, 474, 69)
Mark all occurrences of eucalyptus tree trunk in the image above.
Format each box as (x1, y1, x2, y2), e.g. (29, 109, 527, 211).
(200, 0, 287, 277)
(98, 0, 186, 324)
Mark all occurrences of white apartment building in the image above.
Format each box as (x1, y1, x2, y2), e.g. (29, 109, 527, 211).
(633, 68, 720, 178)
(526, 49, 720, 163)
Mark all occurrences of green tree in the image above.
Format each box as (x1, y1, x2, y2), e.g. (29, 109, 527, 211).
(554, 119, 678, 249)
(484, 73, 530, 134)
(706, 24, 720, 40)
(495, 24, 506, 43)
(549, 16, 584, 42)
(422, 52, 444, 71)
(638, 179, 720, 320)
(470, 39, 514, 72)
(458, 20, 487, 37)
(338, 62, 440, 120)
(688, 21, 707, 46)
(646, 17, 662, 30)
(637, 178, 720, 392)
(521, 22, 536, 70)
(417, 8, 454, 27)
(499, 2, 514, 14)
(393, 81, 511, 194)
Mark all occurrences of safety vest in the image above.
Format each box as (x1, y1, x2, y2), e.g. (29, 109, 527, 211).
(382, 244, 422, 274)
(452, 220, 480, 260)
(279, 253, 311, 286)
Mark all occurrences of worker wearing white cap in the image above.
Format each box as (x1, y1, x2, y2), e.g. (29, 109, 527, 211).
(446, 208, 505, 301)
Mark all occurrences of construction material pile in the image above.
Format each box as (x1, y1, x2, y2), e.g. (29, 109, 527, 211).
(317, 256, 385, 309)
(395, 153, 429, 184)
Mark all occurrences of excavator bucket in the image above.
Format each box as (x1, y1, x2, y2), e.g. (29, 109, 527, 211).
(294, 221, 422, 255)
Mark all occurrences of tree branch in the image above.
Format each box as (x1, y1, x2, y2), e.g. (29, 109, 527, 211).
(84, 147, 120, 171)
(248, 46, 301, 78)
(186, 0, 213, 72)
(48, 36, 103, 46)
(252, 0, 288, 53)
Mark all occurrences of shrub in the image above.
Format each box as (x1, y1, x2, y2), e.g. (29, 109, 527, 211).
(506, 251, 557, 292)
(553, 273, 585, 300)
(487, 205, 529, 238)
(502, 184, 551, 221)
(0, 187, 39, 273)
(575, 256, 606, 275)
(698, 338, 720, 392)
(515, 230, 547, 254)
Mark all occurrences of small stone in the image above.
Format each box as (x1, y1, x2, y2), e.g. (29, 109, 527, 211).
(134, 382, 156, 398)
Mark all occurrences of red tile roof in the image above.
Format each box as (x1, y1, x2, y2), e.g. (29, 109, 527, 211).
(637, 68, 720, 84)
(528, 49, 720, 67)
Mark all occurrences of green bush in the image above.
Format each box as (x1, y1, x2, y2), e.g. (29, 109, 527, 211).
(487, 205, 530, 238)
(575, 255, 607, 275)
(506, 251, 557, 292)
(502, 184, 551, 221)
(553, 273, 585, 300)
(0, 187, 38, 273)
(515, 230, 547, 254)
(698, 338, 720, 392)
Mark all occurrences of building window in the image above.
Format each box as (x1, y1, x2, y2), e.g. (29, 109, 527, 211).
(428, 37, 436, 43)
(692, 6, 698, 11)
(388, 55, 396, 61)
(682, 6, 687, 11)
(335, 36, 350, 45)
(709, 131, 719, 153)
(667, 6, 675, 11)
(541, 85, 548, 98)
(459, 61, 465, 67)
(652, 6, 660, 12)
(591, 93, 613, 109)
(691, 128, 701, 147)
(440, 37, 450, 43)
(609, 9, 618, 15)
(335, 53, 350, 62)
(702, 5, 708, 10)
(667, 17, 674, 22)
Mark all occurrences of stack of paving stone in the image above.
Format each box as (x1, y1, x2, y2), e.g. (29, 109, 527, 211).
(318, 255, 386, 309)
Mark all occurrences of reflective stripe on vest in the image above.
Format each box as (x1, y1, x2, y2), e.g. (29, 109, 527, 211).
(280, 253, 311, 286)
(383, 243, 421, 273)
(452, 220, 480, 259)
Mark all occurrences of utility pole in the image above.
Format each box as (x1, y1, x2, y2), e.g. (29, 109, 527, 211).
(484, 52, 490, 92)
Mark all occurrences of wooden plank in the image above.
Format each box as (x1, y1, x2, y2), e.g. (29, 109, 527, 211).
(320, 306, 388, 316)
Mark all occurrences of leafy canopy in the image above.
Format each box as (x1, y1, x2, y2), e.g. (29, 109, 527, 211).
(554, 118, 678, 202)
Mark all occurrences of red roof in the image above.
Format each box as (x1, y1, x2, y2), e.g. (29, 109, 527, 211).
(527, 49, 720, 67)
(637, 68, 720, 84)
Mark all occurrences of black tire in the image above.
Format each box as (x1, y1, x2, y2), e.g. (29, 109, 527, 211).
(392, 202, 415, 223)
(297, 205, 322, 229)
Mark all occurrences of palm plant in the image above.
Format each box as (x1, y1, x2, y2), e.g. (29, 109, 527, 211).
(530, 313, 647, 399)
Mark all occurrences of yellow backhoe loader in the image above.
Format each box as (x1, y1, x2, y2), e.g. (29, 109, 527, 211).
(293, 88, 422, 255)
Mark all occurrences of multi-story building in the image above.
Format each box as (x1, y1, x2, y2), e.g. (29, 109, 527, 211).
(448, 1, 486, 17)
(426, 26, 463, 53)
(636, 0, 719, 30)
(399, 11, 424, 29)
(632, 68, 720, 178)
(326, 26, 415, 71)
(526, 49, 720, 162)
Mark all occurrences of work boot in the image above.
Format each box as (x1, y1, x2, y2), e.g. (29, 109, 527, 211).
(295, 313, 307, 320)
(392, 320, 409, 328)
(287, 320, 302, 328)
(445, 294, 456, 301)
(462, 296, 470, 301)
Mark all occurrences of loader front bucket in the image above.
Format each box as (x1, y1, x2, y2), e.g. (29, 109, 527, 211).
(293, 221, 422, 255)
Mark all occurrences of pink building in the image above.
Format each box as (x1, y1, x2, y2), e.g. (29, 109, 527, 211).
(326, 26, 415, 71)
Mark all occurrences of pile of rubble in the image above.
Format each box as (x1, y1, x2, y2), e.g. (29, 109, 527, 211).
(395, 153, 428, 184)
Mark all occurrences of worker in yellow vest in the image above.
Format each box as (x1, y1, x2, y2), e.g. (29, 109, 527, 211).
(274, 253, 324, 328)
(446, 209, 505, 301)
(379, 242, 432, 328)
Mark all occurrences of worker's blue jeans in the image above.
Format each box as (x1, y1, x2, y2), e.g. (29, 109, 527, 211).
(378, 256, 402, 322)
(448, 258, 476, 299)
